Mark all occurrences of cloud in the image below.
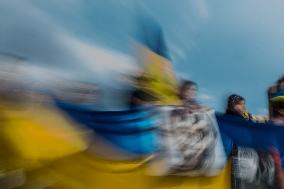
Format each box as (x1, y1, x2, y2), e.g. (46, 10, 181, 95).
(0, 0, 139, 82)
(60, 34, 138, 77)
(0, 0, 141, 109)
(0, 0, 82, 69)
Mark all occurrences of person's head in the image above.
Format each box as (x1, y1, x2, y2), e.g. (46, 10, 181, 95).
(267, 85, 278, 99)
(226, 94, 246, 114)
(179, 80, 197, 101)
(271, 100, 284, 118)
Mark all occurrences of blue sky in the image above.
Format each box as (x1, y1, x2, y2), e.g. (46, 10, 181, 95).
(0, 0, 283, 113)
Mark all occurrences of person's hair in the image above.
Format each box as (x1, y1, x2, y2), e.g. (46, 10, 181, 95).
(180, 80, 197, 92)
(226, 94, 245, 113)
(179, 80, 197, 99)
(267, 85, 277, 99)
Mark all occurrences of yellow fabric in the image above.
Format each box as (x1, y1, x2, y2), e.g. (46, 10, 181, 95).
(0, 99, 231, 189)
(242, 112, 250, 120)
(271, 95, 284, 103)
(23, 152, 231, 189)
(138, 48, 181, 106)
(0, 101, 89, 170)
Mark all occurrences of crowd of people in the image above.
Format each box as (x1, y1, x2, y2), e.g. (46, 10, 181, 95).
(0, 54, 283, 188)
(129, 74, 284, 125)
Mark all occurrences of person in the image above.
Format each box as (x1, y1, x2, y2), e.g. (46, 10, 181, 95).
(268, 75, 284, 122)
(165, 80, 217, 173)
(178, 80, 207, 113)
(225, 94, 252, 121)
(270, 97, 284, 125)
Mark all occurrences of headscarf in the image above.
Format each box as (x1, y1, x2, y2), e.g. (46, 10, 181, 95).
(226, 94, 252, 121)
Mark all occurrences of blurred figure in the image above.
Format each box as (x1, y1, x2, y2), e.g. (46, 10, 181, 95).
(171, 79, 210, 122)
(268, 75, 284, 124)
(148, 79, 226, 176)
(179, 80, 204, 113)
(165, 80, 219, 174)
(270, 100, 284, 125)
(225, 94, 252, 121)
(268, 75, 284, 116)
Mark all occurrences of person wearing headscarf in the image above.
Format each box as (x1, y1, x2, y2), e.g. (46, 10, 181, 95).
(270, 95, 284, 126)
(268, 75, 284, 124)
(225, 94, 253, 121)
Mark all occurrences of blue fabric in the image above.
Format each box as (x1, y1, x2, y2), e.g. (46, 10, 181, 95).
(220, 132, 233, 157)
(96, 131, 158, 154)
(55, 100, 159, 155)
(216, 113, 284, 166)
(56, 100, 284, 163)
(271, 88, 284, 98)
(134, 13, 171, 60)
(56, 101, 158, 122)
